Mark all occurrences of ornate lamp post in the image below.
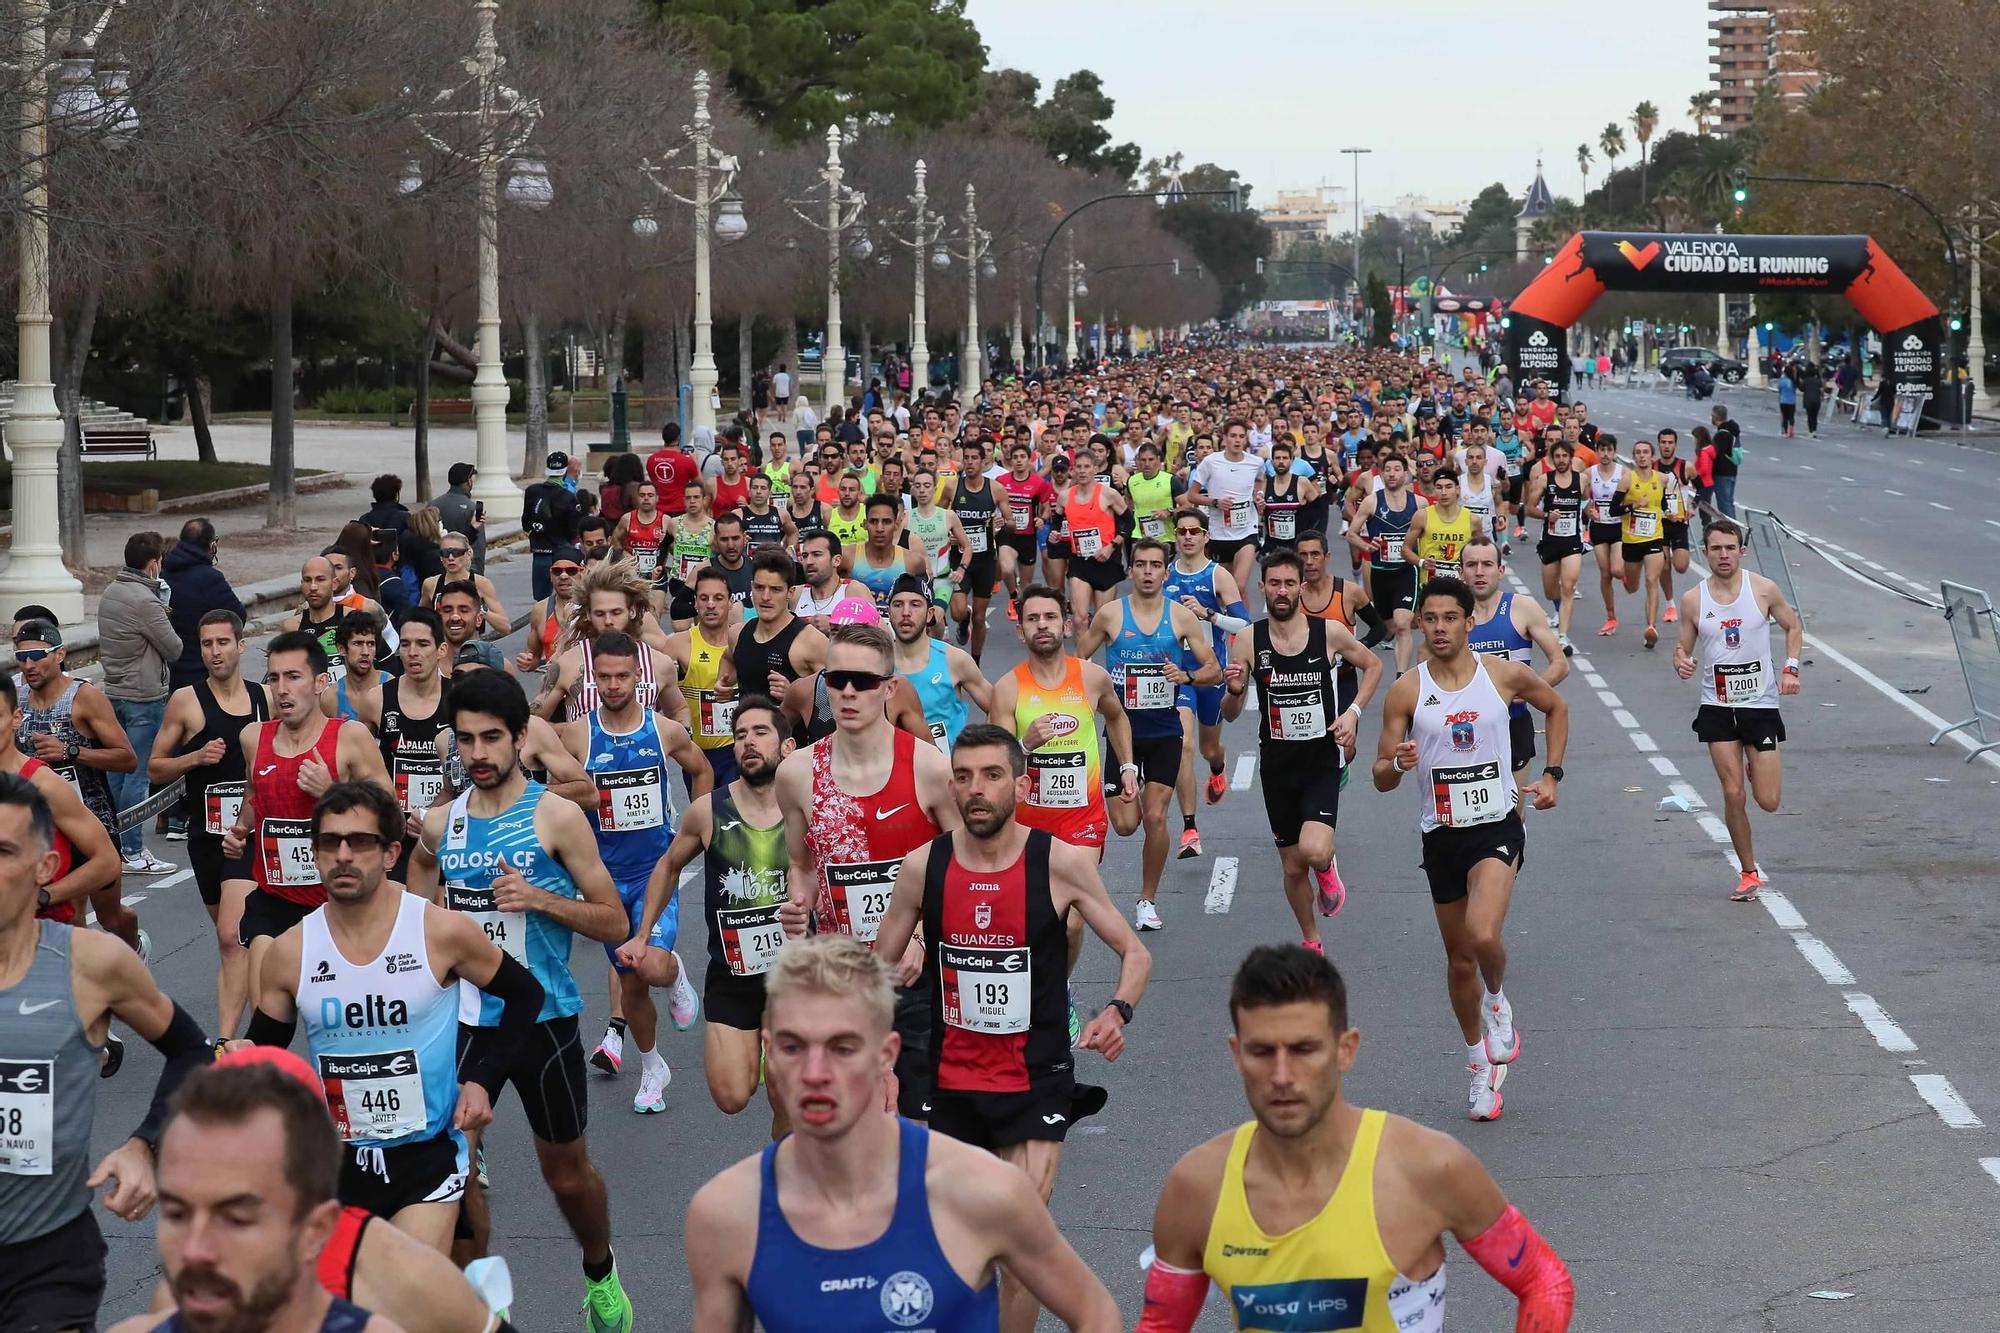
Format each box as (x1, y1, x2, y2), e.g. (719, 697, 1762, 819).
(938, 184, 994, 398)
(789, 126, 867, 413)
(881, 160, 943, 399)
(1062, 233, 1088, 368)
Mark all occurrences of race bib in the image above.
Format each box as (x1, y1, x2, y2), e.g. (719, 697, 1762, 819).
(940, 943, 1031, 1035)
(717, 903, 785, 977)
(633, 547, 660, 577)
(204, 780, 245, 837)
(394, 760, 444, 820)
(679, 551, 705, 582)
(1714, 661, 1765, 705)
(1551, 510, 1578, 538)
(0, 1059, 54, 1176)
(1008, 496, 1034, 533)
(1074, 527, 1104, 559)
(1268, 687, 1327, 742)
(1140, 513, 1166, 539)
(699, 693, 736, 741)
(1269, 507, 1297, 541)
(965, 527, 989, 554)
(1591, 499, 1613, 524)
(1431, 761, 1506, 827)
(446, 881, 527, 961)
(1225, 499, 1256, 529)
(261, 817, 318, 888)
(595, 766, 665, 832)
(1629, 512, 1660, 539)
(1123, 662, 1175, 711)
(825, 859, 899, 943)
(319, 1051, 427, 1142)
(929, 720, 948, 743)
(1028, 750, 1089, 808)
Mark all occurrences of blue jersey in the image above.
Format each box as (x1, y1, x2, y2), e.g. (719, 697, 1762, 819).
(746, 1118, 998, 1333)
(1102, 597, 1187, 741)
(1162, 558, 1226, 657)
(849, 547, 901, 611)
(1469, 591, 1535, 717)
(436, 781, 583, 1026)
(900, 638, 968, 751)
(297, 894, 462, 1152)
(584, 711, 678, 888)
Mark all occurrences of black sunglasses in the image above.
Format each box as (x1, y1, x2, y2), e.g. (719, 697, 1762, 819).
(313, 831, 394, 853)
(823, 668, 888, 693)
(12, 647, 54, 662)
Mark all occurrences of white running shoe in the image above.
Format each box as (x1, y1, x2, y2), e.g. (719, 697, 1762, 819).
(589, 1027, 624, 1076)
(122, 853, 176, 875)
(667, 953, 700, 1031)
(1134, 900, 1162, 931)
(1483, 994, 1520, 1064)
(1468, 1057, 1505, 1121)
(633, 1060, 670, 1114)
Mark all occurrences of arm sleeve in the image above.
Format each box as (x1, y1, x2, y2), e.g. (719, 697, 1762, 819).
(1356, 600, 1391, 647)
(1134, 1259, 1209, 1333)
(246, 1006, 298, 1049)
(134, 1002, 214, 1146)
(464, 952, 546, 1098)
(1460, 1205, 1575, 1333)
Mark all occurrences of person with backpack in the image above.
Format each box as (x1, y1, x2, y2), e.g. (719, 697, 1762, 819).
(523, 451, 583, 600)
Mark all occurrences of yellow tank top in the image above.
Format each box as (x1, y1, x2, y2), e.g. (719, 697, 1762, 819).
(827, 504, 868, 547)
(1621, 471, 1666, 543)
(1203, 1111, 1443, 1333)
(1414, 504, 1473, 576)
(1010, 657, 1101, 812)
(680, 626, 734, 749)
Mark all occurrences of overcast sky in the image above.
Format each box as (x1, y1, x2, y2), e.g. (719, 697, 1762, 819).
(965, 0, 1714, 208)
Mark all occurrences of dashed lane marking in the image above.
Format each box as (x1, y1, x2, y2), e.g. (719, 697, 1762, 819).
(1230, 754, 1257, 791)
(1929, 501, 1952, 511)
(1203, 857, 1238, 915)
(1910, 1075, 1983, 1128)
(1793, 934, 1857, 985)
(1844, 993, 1918, 1052)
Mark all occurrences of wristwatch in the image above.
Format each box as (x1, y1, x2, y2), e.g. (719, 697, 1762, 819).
(1103, 998, 1134, 1025)
(63, 741, 79, 764)
(1542, 765, 1564, 783)
(36, 888, 50, 911)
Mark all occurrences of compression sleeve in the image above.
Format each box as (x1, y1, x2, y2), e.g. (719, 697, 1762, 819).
(1357, 600, 1391, 647)
(245, 1006, 298, 1049)
(1460, 1205, 1575, 1333)
(134, 1003, 214, 1146)
(466, 952, 546, 1098)
(1134, 1259, 1208, 1333)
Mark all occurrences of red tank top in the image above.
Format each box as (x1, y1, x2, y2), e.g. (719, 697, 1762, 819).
(251, 718, 343, 904)
(625, 511, 667, 555)
(711, 473, 749, 514)
(540, 595, 566, 658)
(806, 727, 939, 942)
(1064, 482, 1116, 558)
(316, 1205, 369, 1299)
(22, 758, 76, 923)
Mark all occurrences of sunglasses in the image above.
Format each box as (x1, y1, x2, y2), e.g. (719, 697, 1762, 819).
(823, 668, 888, 693)
(313, 831, 394, 853)
(12, 647, 54, 662)
(443, 546, 471, 557)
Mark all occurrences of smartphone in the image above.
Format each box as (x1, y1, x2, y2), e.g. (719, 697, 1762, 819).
(474, 501, 485, 523)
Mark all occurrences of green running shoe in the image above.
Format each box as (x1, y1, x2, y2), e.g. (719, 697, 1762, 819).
(583, 1265, 633, 1333)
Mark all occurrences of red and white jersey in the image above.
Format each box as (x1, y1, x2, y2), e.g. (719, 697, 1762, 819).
(804, 727, 939, 943)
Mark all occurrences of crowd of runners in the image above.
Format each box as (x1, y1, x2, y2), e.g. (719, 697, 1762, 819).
(0, 334, 1824, 1332)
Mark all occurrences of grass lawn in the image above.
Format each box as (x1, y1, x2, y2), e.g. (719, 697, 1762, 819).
(2, 460, 328, 503)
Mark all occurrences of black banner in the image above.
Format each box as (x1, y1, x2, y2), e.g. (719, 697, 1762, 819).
(1505, 315, 1570, 395)
(1574, 233, 1875, 295)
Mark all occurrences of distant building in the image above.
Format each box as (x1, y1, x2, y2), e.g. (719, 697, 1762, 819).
(1709, 1, 1818, 135)
(1515, 160, 1553, 262)
(1263, 187, 1344, 256)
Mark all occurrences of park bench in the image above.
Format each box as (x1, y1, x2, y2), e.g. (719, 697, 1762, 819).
(81, 425, 156, 460)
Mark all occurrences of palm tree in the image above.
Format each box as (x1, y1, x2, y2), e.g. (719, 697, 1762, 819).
(1688, 90, 1718, 137)
(1631, 100, 1659, 207)
(1576, 143, 1593, 210)
(1598, 123, 1626, 211)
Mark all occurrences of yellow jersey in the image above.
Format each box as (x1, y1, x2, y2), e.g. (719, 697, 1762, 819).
(680, 625, 734, 750)
(1414, 504, 1473, 578)
(1621, 470, 1666, 544)
(1203, 1111, 1445, 1332)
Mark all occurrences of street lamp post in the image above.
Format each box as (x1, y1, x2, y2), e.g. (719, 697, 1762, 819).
(1062, 234, 1088, 368)
(952, 184, 994, 399)
(910, 163, 931, 397)
(790, 126, 867, 414)
(1341, 146, 1371, 315)
(633, 69, 747, 445)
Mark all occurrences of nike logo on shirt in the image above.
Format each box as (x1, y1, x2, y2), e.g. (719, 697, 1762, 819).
(875, 804, 910, 820)
(18, 999, 60, 1015)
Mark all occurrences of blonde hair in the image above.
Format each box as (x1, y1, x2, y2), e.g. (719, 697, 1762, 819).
(568, 557, 653, 647)
(409, 505, 444, 548)
(764, 935, 894, 1033)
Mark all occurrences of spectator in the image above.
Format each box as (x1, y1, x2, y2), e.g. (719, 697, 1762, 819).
(601, 450, 644, 523)
(1709, 404, 1743, 517)
(161, 518, 245, 691)
(399, 504, 447, 595)
(772, 361, 792, 407)
(433, 461, 486, 573)
(1777, 363, 1798, 436)
(97, 530, 181, 872)
(1691, 425, 1717, 513)
(646, 422, 699, 516)
(359, 473, 411, 538)
(523, 450, 582, 599)
(332, 522, 385, 601)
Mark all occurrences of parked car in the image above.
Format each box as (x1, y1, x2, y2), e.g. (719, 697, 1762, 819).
(1657, 345, 1748, 384)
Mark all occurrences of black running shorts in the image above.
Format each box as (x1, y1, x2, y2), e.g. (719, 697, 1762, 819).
(1260, 743, 1342, 847)
(456, 1015, 589, 1145)
(338, 1131, 466, 1218)
(927, 1077, 1108, 1150)
(704, 960, 768, 1032)
(1693, 704, 1785, 752)
(1420, 812, 1526, 906)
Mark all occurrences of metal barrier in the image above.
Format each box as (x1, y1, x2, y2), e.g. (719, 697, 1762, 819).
(1736, 506, 1802, 621)
(1931, 580, 2000, 763)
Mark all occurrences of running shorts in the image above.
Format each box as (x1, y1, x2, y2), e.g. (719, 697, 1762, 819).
(893, 981, 933, 1120)
(1206, 535, 1258, 567)
(1621, 538, 1664, 560)
(1509, 709, 1536, 773)
(704, 960, 767, 1033)
(456, 1015, 589, 1145)
(608, 876, 679, 971)
(1371, 565, 1418, 614)
(0, 1209, 104, 1333)
(927, 1077, 1108, 1150)
(1070, 553, 1124, 592)
(1017, 799, 1107, 850)
(1259, 743, 1342, 846)
(1130, 734, 1183, 789)
(338, 1131, 466, 1218)
(1664, 519, 1691, 551)
(1537, 538, 1587, 564)
(1693, 704, 1785, 752)
(957, 554, 999, 600)
(998, 532, 1040, 568)
(1420, 812, 1525, 905)
(1177, 682, 1226, 729)
(1589, 520, 1623, 547)
(239, 888, 315, 947)
(188, 831, 252, 908)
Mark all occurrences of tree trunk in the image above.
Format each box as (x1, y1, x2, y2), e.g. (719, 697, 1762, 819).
(188, 373, 217, 463)
(779, 318, 799, 400)
(267, 282, 297, 530)
(523, 304, 548, 479)
(737, 316, 754, 421)
(433, 324, 479, 374)
(53, 272, 103, 570)
(606, 305, 628, 385)
(414, 319, 433, 500)
(858, 323, 873, 399)
(641, 318, 672, 431)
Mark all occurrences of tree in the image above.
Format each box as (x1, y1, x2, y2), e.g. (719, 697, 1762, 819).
(1631, 101, 1659, 206)
(1576, 143, 1592, 210)
(1135, 156, 1268, 316)
(655, 0, 984, 141)
(1034, 70, 1141, 181)
(1598, 124, 1626, 210)
(1688, 90, 1717, 137)
(1365, 273, 1391, 347)
(1450, 183, 1518, 252)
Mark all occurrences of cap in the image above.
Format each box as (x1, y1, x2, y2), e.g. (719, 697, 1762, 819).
(888, 573, 932, 603)
(545, 450, 569, 475)
(828, 596, 882, 626)
(550, 543, 585, 566)
(12, 620, 61, 648)
(213, 1044, 324, 1097)
(454, 641, 506, 670)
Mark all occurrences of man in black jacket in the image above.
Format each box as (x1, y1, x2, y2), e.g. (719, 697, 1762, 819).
(359, 473, 412, 539)
(522, 451, 581, 600)
(433, 461, 486, 574)
(161, 520, 246, 692)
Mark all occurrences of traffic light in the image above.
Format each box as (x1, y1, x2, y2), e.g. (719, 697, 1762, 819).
(1478, 261, 1489, 272)
(1949, 315, 1964, 331)
(1730, 167, 1749, 205)
(1500, 316, 1512, 329)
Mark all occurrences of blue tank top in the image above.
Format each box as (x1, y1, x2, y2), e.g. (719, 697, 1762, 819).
(1469, 591, 1534, 717)
(746, 1118, 997, 1333)
(1102, 597, 1187, 740)
(1365, 489, 1419, 567)
(850, 546, 900, 611)
(900, 638, 967, 751)
(435, 781, 584, 1025)
(1162, 558, 1226, 656)
(332, 671, 387, 723)
(583, 711, 678, 886)
(161, 1299, 369, 1333)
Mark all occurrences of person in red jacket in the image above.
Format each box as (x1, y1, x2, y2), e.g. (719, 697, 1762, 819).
(646, 423, 700, 517)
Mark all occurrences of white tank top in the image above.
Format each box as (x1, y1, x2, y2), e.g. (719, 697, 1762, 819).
(1460, 475, 1495, 526)
(570, 640, 658, 722)
(1696, 576, 1779, 709)
(795, 583, 848, 618)
(1412, 658, 1518, 833)
(1587, 463, 1624, 524)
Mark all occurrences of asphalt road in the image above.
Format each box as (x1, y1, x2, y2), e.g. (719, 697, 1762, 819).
(89, 428, 2000, 1329)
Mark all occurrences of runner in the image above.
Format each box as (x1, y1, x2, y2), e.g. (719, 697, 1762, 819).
(0, 674, 122, 931)
(792, 529, 869, 633)
(730, 549, 827, 701)
(618, 696, 791, 1133)
(1673, 518, 1802, 901)
(1459, 536, 1569, 783)
(405, 669, 636, 1327)
(320, 612, 387, 730)
(1220, 550, 1381, 947)
(1125, 438, 1182, 545)
(1523, 439, 1587, 653)
(558, 631, 712, 1111)
(739, 471, 796, 554)
(1615, 438, 1672, 648)
(946, 439, 1002, 657)
(1137, 945, 1574, 1332)
(1347, 453, 1425, 672)
(1075, 541, 1220, 928)
(775, 621, 959, 1120)
(995, 440, 1056, 619)
(1406, 465, 1473, 583)
(512, 545, 584, 677)
(1186, 417, 1264, 599)
(11, 620, 146, 953)
(1655, 426, 1695, 614)
(1163, 510, 1249, 856)
(1585, 438, 1626, 636)
(906, 467, 970, 632)
(682, 936, 1121, 1333)
(145, 610, 270, 1032)
(420, 537, 513, 637)
(874, 723, 1150, 1333)
(889, 575, 992, 752)
(0, 769, 214, 1331)
(846, 493, 929, 614)
(1256, 439, 1317, 551)
(611, 480, 670, 581)
(1371, 577, 1566, 1119)
(825, 471, 868, 549)
(433, 580, 493, 678)
(531, 559, 685, 725)
(375, 609, 450, 883)
(664, 569, 745, 786)
(281, 557, 350, 677)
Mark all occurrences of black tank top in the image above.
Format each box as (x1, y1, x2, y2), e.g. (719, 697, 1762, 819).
(787, 499, 823, 547)
(1298, 444, 1334, 536)
(1540, 470, 1585, 542)
(300, 606, 343, 670)
(188, 678, 269, 840)
(733, 616, 808, 701)
(742, 505, 785, 550)
(1261, 470, 1304, 545)
(1252, 617, 1339, 757)
(379, 678, 450, 821)
(950, 474, 997, 549)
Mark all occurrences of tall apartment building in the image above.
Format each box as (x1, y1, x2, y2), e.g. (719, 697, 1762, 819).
(1709, 1, 1819, 134)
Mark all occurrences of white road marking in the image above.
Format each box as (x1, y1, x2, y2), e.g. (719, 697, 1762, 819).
(1203, 857, 1238, 915)
(1792, 935, 1856, 985)
(1909, 1074, 1983, 1128)
(1568, 655, 1594, 673)
(1929, 501, 1952, 511)
(1987, 519, 2000, 530)
(1800, 630, 2000, 772)
(1231, 754, 1257, 791)
(1630, 732, 1658, 752)
(1648, 755, 1678, 775)
(1863, 560, 1885, 572)
(1950, 466, 1966, 474)
(1982, 1158, 2000, 1190)
(1759, 890, 1807, 930)
(1798, 464, 1815, 471)
(1582, 673, 1608, 689)
(1667, 780, 1707, 810)
(150, 867, 194, 890)
(125, 895, 146, 905)
(1842, 993, 1917, 1053)
(1694, 813, 1733, 846)
(1596, 690, 1624, 708)
(1884, 488, 1906, 497)
(1840, 476, 1857, 483)
(1612, 708, 1639, 729)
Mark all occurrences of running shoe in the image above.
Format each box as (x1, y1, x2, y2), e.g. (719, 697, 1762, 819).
(1134, 900, 1162, 931)
(1643, 624, 1659, 649)
(1468, 1057, 1505, 1121)
(1301, 937, 1324, 955)
(1176, 827, 1202, 859)
(1312, 858, 1346, 917)
(1558, 632, 1573, 657)
(99, 1032, 124, 1080)
(475, 1143, 489, 1189)
(164, 823, 188, 843)
(583, 1266, 634, 1333)
(1731, 869, 1766, 902)
(1482, 994, 1520, 1064)
(1663, 604, 1678, 623)
(1513, 526, 1527, 541)
(135, 929, 152, 965)
(122, 852, 176, 875)
(666, 952, 700, 1030)
(590, 1027, 624, 1076)
(1006, 600, 1019, 622)
(1598, 617, 1618, 636)
(634, 1060, 670, 1114)
(1204, 769, 1227, 805)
